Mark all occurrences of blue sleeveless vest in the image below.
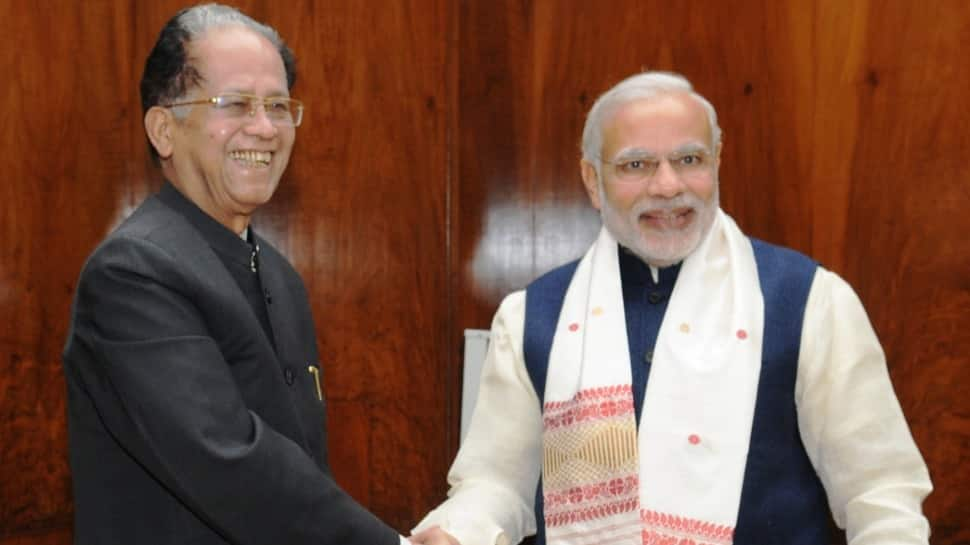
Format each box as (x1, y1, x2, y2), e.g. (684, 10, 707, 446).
(523, 239, 832, 544)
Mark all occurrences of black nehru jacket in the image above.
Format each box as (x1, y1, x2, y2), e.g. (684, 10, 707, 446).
(62, 182, 398, 545)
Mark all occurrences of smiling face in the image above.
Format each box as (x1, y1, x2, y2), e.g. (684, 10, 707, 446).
(149, 25, 294, 233)
(581, 92, 721, 267)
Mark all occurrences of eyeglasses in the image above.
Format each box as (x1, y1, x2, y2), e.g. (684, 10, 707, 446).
(165, 93, 304, 127)
(600, 149, 713, 182)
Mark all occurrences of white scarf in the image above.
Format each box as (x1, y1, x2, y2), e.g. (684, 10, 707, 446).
(542, 210, 763, 545)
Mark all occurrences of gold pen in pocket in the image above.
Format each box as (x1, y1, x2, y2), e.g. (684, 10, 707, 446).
(307, 365, 323, 401)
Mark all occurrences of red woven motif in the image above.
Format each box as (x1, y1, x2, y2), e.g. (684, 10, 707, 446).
(640, 510, 734, 545)
(543, 385, 635, 429)
(544, 384, 633, 410)
(545, 498, 639, 527)
(544, 476, 639, 509)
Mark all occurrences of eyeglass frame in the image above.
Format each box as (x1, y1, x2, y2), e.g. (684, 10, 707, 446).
(596, 145, 716, 182)
(164, 93, 304, 127)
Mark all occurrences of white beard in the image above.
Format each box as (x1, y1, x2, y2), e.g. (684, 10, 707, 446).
(599, 182, 719, 268)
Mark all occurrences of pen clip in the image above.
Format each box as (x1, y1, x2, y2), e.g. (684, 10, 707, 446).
(307, 365, 323, 401)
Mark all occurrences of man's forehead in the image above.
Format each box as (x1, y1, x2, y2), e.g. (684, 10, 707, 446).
(609, 94, 708, 129)
(184, 25, 287, 92)
(602, 94, 712, 150)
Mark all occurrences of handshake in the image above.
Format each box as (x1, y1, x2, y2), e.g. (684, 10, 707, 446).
(408, 526, 460, 545)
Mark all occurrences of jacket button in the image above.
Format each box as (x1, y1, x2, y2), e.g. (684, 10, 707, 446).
(647, 291, 664, 304)
(284, 367, 294, 385)
(643, 350, 653, 364)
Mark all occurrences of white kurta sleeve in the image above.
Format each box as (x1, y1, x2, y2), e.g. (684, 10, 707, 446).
(796, 268, 933, 545)
(413, 291, 543, 545)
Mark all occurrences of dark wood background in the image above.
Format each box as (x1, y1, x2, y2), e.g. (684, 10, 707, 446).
(1, 1, 966, 543)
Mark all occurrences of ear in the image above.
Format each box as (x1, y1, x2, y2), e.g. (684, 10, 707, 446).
(580, 158, 602, 210)
(144, 106, 175, 160)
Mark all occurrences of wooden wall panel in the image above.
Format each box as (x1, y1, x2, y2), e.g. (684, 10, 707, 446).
(457, 1, 969, 543)
(846, 4, 970, 540)
(0, 1, 142, 539)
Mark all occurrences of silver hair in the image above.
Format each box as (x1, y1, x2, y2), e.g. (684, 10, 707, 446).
(580, 71, 722, 176)
(177, 3, 286, 51)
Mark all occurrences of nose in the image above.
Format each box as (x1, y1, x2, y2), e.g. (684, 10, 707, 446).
(243, 104, 279, 138)
(645, 159, 684, 199)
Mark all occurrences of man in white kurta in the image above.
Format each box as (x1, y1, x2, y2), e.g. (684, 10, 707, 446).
(412, 72, 931, 545)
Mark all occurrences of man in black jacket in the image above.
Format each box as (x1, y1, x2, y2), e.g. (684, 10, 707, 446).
(63, 4, 410, 544)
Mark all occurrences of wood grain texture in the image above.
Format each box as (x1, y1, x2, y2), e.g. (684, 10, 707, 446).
(0, 1, 141, 538)
(843, 4, 970, 541)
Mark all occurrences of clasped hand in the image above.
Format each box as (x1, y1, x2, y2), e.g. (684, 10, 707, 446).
(409, 525, 460, 545)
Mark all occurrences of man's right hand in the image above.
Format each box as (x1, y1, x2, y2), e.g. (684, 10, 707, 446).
(409, 525, 460, 545)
